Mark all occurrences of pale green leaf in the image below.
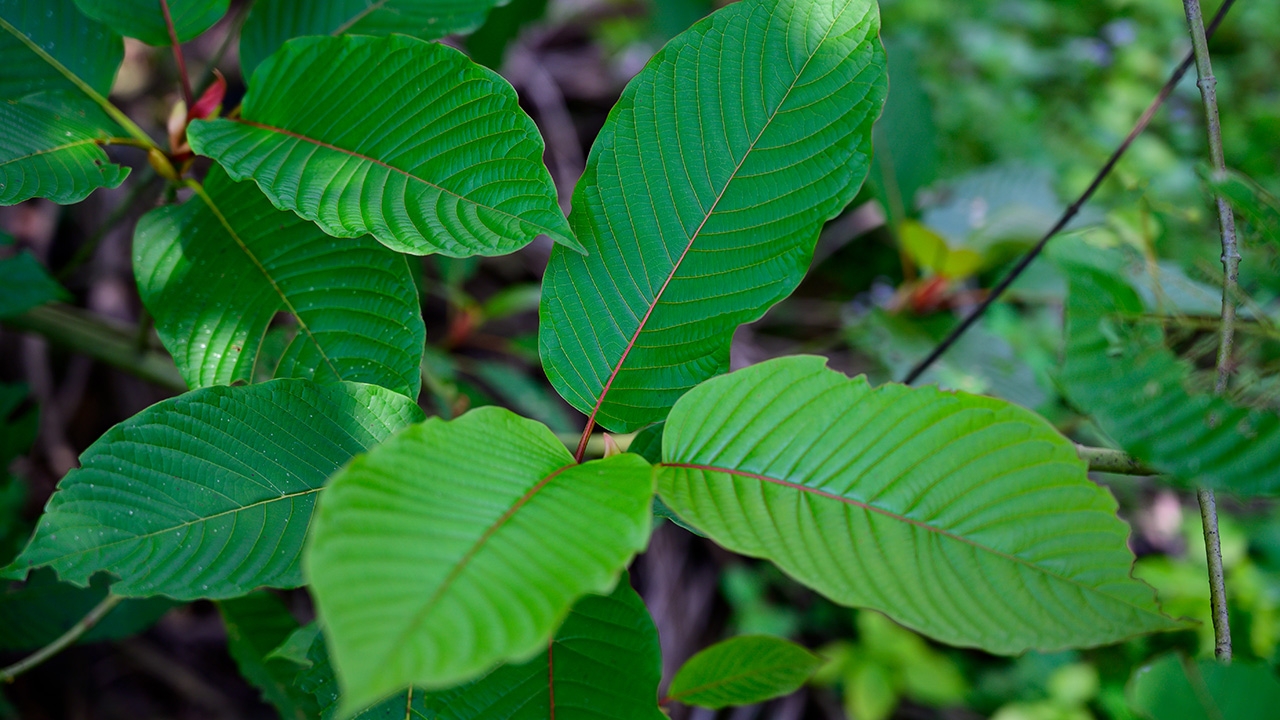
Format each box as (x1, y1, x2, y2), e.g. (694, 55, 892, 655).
(240, 0, 506, 78)
(219, 591, 316, 720)
(655, 356, 1184, 654)
(539, 0, 887, 432)
(1058, 249, 1280, 495)
(189, 34, 576, 257)
(3, 380, 423, 598)
(0, 0, 123, 101)
(1, 95, 127, 205)
(134, 166, 425, 397)
(667, 635, 822, 709)
(72, 0, 227, 46)
(1127, 653, 1280, 720)
(300, 578, 664, 720)
(306, 407, 654, 712)
(0, 249, 70, 317)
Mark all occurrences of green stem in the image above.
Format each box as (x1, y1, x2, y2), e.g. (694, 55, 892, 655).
(3, 304, 186, 392)
(0, 17, 157, 150)
(557, 432, 635, 459)
(1182, 0, 1235, 664)
(1074, 445, 1158, 476)
(0, 594, 124, 682)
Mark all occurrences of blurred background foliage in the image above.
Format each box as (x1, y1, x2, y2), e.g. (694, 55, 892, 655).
(1, 0, 1278, 717)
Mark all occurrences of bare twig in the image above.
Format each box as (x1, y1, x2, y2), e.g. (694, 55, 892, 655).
(1075, 445, 1158, 476)
(1183, 0, 1237, 664)
(901, 0, 1237, 384)
(0, 594, 124, 682)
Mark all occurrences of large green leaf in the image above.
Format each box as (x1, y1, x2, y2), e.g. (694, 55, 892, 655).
(1, 95, 128, 205)
(654, 356, 1183, 654)
(538, 0, 887, 432)
(666, 635, 822, 709)
(1127, 653, 1280, 720)
(0, 0, 123, 101)
(306, 407, 654, 713)
(0, 248, 70, 316)
(134, 166, 424, 398)
(0, 569, 176, 651)
(1058, 249, 1280, 495)
(72, 0, 228, 46)
(2, 380, 423, 599)
(189, 35, 576, 258)
(300, 578, 664, 720)
(240, 0, 506, 78)
(219, 592, 317, 720)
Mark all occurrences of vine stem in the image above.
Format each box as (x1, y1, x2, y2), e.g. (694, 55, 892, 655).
(1183, 0, 1237, 664)
(0, 593, 124, 682)
(160, 0, 195, 109)
(901, 0, 1236, 385)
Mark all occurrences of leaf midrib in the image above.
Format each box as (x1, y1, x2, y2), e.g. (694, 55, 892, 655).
(661, 462, 1168, 619)
(581, 2, 850, 428)
(0, 137, 100, 167)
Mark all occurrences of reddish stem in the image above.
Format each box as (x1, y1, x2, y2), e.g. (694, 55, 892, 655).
(160, 0, 195, 109)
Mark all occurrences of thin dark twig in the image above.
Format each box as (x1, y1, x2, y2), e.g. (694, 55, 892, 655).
(902, 0, 1237, 385)
(160, 0, 195, 108)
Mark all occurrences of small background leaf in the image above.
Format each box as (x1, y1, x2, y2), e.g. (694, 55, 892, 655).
(1127, 653, 1280, 720)
(219, 591, 316, 720)
(667, 635, 822, 709)
(72, 0, 228, 46)
(0, 249, 70, 317)
(0, 569, 176, 651)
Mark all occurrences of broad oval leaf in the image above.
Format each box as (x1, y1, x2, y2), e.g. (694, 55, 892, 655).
(539, 0, 887, 432)
(306, 406, 654, 713)
(1058, 249, 1280, 496)
(655, 356, 1184, 654)
(0, 0, 123, 101)
(301, 578, 664, 720)
(72, 0, 228, 46)
(2, 380, 423, 599)
(667, 635, 822, 709)
(189, 34, 577, 257)
(134, 166, 425, 398)
(240, 0, 506, 78)
(1, 95, 128, 205)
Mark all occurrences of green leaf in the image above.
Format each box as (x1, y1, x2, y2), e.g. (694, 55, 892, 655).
(467, 0, 548, 69)
(655, 355, 1184, 654)
(0, 569, 176, 651)
(1058, 249, 1280, 495)
(1, 95, 128, 205)
(189, 34, 575, 257)
(219, 591, 317, 720)
(72, 0, 228, 46)
(240, 0, 507, 78)
(134, 166, 425, 397)
(2, 380, 423, 598)
(300, 578, 664, 720)
(267, 622, 320, 667)
(0, 249, 70, 317)
(1127, 653, 1280, 720)
(539, 0, 888, 432)
(666, 635, 822, 709)
(0, 0, 123, 101)
(306, 406, 654, 713)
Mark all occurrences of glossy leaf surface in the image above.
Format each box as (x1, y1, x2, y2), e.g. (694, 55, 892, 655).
(3, 380, 423, 599)
(655, 356, 1182, 654)
(0, 95, 127, 205)
(135, 167, 424, 397)
(300, 579, 664, 720)
(72, 0, 228, 46)
(667, 635, 821, 709)
(0, 0, 123, 101)
(539, 0, 887, 432)
(1059, 251, 1280, 495)
(240, 0, 505, 77)
(189, 35, 576, 257)
(1127, 653, 1280, 720)
(306, 407, 654, 712)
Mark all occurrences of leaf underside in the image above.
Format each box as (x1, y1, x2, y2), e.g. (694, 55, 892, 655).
(656, 356, 1183, 654)
(72, 0, 228, 46)
(1058, 251, 1280, 496)
(3, 380, 423, 599)
(539, 0, 888, 432)
(0, 94, 127, 205)
(134, 165, 425, 398)
(306, 407, 654, 713)
(667, 635, 822, 709)
(0, 0, 123, 101)
(189, 34, 576, 257)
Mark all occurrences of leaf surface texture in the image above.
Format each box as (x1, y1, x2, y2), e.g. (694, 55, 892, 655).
(0, 95, 127, 205)
(72, 0, 227, 45)
(0, 0, 123, 101)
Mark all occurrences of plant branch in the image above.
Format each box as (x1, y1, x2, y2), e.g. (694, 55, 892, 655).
(901, 0, 1237, 385)
(160, 0, 195, 108)
(2, 304, 186, 392)
(1074, 445, 1158, 476)
(0, 593, 124, 682)
(1184, 0, 1237, 664)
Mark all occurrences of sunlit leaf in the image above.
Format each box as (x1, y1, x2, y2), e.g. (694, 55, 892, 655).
(667, 635, 821, 709)
(72, 0, 227, 46)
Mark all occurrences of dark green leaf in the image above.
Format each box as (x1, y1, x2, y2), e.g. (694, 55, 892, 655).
(3, 380, 424, 599)
(306, 407, 654, 712)
(466, 0, 548, 69)
(134, 166, 425, 397)
(667, 635, 822, 709)
(72, 0, 228, 46)
(0, 0, 123, 101)
(1127, 653, 1280, 720)
(0, 569, 176, 651)
(267, 622, 320, 667)
(0, 249, 70, 317)
(219, 591, 317, 720)
(539, 0, 888, 432)
(0, 95, 127, 206)
(190, 34, 576, 257)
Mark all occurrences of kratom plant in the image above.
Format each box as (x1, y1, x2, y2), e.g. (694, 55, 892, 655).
(0, 0, 1267, 716)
